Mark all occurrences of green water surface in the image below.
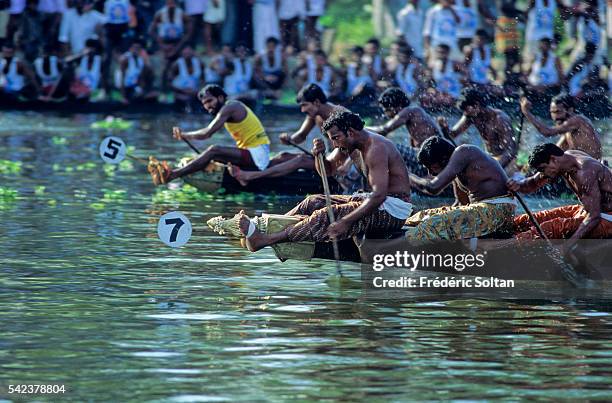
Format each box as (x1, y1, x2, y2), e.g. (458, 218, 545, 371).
(0, 110, 611, 402)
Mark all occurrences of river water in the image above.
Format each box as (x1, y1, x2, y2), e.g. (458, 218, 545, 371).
(0, 109, 611, 401)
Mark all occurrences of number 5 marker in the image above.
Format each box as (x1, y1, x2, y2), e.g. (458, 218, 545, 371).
(157, 212, 192, 248)
(99, 136, 127, 164)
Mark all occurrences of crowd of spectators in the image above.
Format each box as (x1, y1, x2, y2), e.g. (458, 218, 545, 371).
(0, 0, 609, 109)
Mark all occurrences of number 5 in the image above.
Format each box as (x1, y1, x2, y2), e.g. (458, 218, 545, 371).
(103, 139, 122, 159)
(165, 218, 184, 243)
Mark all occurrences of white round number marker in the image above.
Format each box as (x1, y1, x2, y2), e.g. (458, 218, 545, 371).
(99, 136, 126, 164)
(157, 212, 192, 248)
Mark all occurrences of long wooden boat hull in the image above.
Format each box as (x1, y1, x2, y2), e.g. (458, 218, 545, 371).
(206, 213, 612, 285)
(184, 163, 341, 195)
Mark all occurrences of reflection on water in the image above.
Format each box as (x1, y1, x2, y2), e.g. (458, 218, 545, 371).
(0, 110, 611, 401)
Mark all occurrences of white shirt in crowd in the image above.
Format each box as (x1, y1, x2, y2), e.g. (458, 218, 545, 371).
(454, 0, 478, 39)
(59, 8, 106, 53)
(306, 0, 325, 17)
(252, 0, 280, 54)
(204, 0, 225, 24)
(396, 3, 425, 58)
(278, 0, 305, 21)
(423, 5, 458, 51)
(9, 0, 25, 14)
(38, 0, 66, 13)
(184, 0, 208, 16)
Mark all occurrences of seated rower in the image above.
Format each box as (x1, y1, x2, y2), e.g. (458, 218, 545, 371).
(169, 45, 204, 108)
(115, 39, 158, 105)
(438, 88, 518, 175)
(34, 42, 70, 102)
(0, 41, 41, 101)
(520, 94, 602, 160)
(369, 87, 442, 175)
(508, 144, 612, 251)
(148, 84, 271, 185)
(407, 136, 517, 240)
(524, 37, 564, 102)
(228, 83, 347, 186)
(235, 111, 413, 252)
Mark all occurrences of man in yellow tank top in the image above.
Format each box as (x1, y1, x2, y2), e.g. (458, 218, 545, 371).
(149, 84, 271, 184)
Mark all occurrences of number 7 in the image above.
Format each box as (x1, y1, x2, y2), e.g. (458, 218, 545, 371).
(165, 218, 184, 243)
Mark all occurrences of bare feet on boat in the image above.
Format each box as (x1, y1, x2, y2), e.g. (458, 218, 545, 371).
(227, 164, 251, 187)
(236, 210, 266, 252)
(148, 157, 172, 185)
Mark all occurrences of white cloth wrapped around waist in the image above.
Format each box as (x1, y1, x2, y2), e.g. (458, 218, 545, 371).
(352, 192, 413, 220)
(601, 212, 612, 222)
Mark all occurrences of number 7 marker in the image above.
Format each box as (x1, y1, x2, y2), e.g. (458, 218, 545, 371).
(157, 211, 192, 247)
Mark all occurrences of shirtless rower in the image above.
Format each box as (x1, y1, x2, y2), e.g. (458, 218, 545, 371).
(148, 84, 271, 185)
(507, 144, 612, 253)
(407, 136, 517, 240)
(437, 88, 518, 173)
(369, 87, 442, 175)
(369, 87, 442, 148)
(228, 83, 347, 185)
(520, 94, 602, 160)
(234, 111, 413, 252)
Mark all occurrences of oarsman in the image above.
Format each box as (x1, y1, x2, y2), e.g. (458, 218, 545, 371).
(406, 136, 517, 240)
(520, 94, 602, 160)
(234, 111, 413, 251)
(437, 88, 518, 174)
(228, 83, 348, 186)
(507, 144, 612, 253)
(368, 87, 442, 175)
(148, 84, 271, 185)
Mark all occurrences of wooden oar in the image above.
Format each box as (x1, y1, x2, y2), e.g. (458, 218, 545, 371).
(287, 141, 314, 157)
(316, 152, 343, 277)
(512, 103, 584, 287)
(181, 137, 201, 154)
(513, 192, 585, 287)
(126, 154, 149, 164)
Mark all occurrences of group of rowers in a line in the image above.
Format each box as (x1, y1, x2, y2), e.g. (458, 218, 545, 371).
(147, 82, 611, 256)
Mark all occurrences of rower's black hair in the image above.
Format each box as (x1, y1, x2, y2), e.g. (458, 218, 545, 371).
(85, 39, 102, 52)
(266, 37, 280, 45)
(540, 37, 552, 45)
(528, 143, 564, 168)
(458, 87, 485, 111)
(313, 49, 327, 58)
(552, 93, 575, 110)
(351, 45, 364, 54)
(417, 136, 456, 168)
(437, 43, 451, 52)
(296, 83, 327, 104)
(131, 37, 146, 47)
(199, 84, 227, 99)
(379, 87, 410, 109)
(322, 110, 365, 135)
(399, 46, 413, 57)
(366, 38, 380, 47)
(475, 29, 488, 39)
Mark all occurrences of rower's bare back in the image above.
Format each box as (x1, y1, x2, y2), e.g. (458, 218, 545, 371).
(564, 151, 612, 211)
(473, 110, 513, 157)
(562, 116, 602, 160)
(455, 147, 509, 201)
(406, 107, 440, 147)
